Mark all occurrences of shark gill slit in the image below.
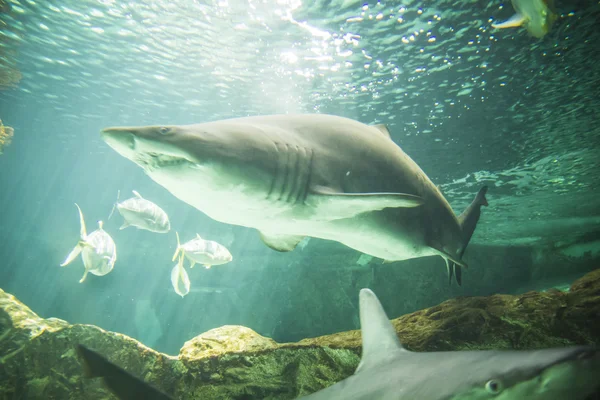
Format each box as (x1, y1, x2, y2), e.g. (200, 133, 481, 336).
(267, 142, 286, 201)
(278, 143, 292, 201)
(285, 145, 302, 204)
(300, 148, 314, 204)
(289, 146, 308, 204)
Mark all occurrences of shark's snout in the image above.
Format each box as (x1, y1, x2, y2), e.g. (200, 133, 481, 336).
(101, 127, 137, 153)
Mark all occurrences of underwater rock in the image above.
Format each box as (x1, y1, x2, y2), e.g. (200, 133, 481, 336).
(0, 288, 175, 399)
(0, 120, 13, 154)
(1, 268, 599, 399)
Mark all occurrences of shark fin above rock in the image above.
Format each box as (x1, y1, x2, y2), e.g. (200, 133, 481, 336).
(259, 231, 306, 252)
(355, 288, 406, 373)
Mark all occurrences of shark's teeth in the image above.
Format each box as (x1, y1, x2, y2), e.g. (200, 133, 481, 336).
(135, 153, 191, 171)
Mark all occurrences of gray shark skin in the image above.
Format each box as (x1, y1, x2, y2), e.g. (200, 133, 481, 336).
(77, 288, 600, 400)
(101, 114, 488, 284)
(299, 288, 600, 400)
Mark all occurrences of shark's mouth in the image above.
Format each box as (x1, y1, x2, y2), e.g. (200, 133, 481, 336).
(135, 152, 194, 172)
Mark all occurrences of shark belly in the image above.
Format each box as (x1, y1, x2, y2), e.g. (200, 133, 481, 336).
(150, 167, 433, 261)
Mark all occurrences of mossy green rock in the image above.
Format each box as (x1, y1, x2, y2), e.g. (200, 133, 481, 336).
(1, 268, 599, 399)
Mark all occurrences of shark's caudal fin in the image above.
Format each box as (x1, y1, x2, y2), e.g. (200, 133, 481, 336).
(355, 288, 406, 373)
(447, 186, 488, 286)
(77, 345, 173, 400)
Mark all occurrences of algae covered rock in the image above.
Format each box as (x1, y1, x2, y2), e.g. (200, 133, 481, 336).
(0, 288, 175, 399)
(1, 269, 600, 399)
(0, 120, 13, 154)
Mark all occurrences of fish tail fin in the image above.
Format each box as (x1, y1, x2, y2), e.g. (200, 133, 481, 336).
(172, 232, 181, 262)
(75, 203, 87, 239)
(448, 186, 488, 285)
(108, 190, 120, 221)
(79, 267, 90, 283)
(60, 203, 88, 267)
(491, 13, 527, 29)
(171, 259, 190, 298)
(76, 345, 174, 400)
(458, 186, 488, 249)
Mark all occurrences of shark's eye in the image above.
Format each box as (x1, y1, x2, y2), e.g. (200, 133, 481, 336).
(159, 127, 171, 135)
(485, 379, 503, 394)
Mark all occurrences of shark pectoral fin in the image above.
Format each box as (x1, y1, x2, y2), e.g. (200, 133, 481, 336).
(371, 124, 391, 138)
(171, 261, 190, 298)
(189, 261, 196, 269)
(355, 288, 406, 374)
(259, 231, 306, 252)
(492, 13, 527, 29)
(310, 186, 424, 220)
(60, 244, 83, 267)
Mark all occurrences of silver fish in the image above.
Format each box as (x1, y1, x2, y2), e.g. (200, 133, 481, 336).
(109, 190, 170, 233)
(171, 232, 233, 270)
(60, 203, 117, 283)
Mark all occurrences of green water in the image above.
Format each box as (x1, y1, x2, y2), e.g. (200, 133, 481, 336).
(0, 0, 598, 355)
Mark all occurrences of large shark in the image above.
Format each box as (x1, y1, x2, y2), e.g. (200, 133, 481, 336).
(101, 114, 488, 284)
(77, 288, 600, 399)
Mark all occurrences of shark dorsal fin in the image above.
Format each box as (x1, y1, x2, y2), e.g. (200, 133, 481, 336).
(356, 288, 405, 373)
(371, 124, 391, 138)
(132, 190, 143, 199)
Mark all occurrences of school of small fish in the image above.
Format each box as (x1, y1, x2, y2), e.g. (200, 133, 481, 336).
(60, 191, 233, 296)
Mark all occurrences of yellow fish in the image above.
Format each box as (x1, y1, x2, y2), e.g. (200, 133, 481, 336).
(492, 0, 557, 38)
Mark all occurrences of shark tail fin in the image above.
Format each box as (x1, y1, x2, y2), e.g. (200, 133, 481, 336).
(108, 190, 120, 221)
(76, 345, 174, 400)
(172, 232, 182, 262)
(447, 186, 488, 286)
(458, 186, 488, 250)
(355, 288, 406, 374)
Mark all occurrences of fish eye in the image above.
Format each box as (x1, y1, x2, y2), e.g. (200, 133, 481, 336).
(485, 379, 503, 394)
(159, 127, 171, 135)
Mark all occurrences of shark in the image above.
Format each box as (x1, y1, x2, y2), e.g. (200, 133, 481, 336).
(77, 287, 600, 399)
(101, 114, 488, 285)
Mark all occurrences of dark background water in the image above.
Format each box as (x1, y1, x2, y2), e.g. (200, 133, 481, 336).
(0, 0, 599, 354)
